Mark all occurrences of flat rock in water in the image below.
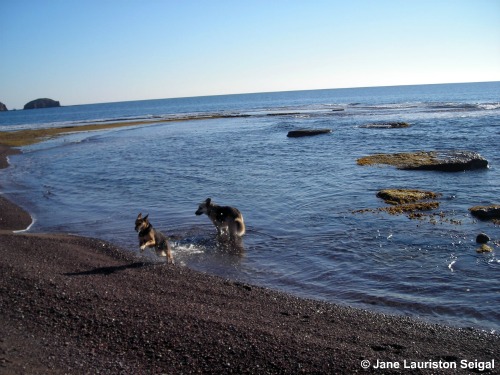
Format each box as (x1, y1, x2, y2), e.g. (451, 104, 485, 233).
(376, 189, 441, 205)
(360, 122, 410, 129)
(469, 205, 500, 221)
(287, 129, 331, 138)
(357, 150, 488, 172)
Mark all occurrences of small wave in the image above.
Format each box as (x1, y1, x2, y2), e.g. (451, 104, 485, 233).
(173, 242, 205, 255)
(346, 103, 418, 111)
(427, 102, 500, 111)
(448, 255, 458, 272)
(13, 214, 36, 233)
(429, 102, 477, 110)
(8, 100, 497, 133)
(478, 102, 500, 110)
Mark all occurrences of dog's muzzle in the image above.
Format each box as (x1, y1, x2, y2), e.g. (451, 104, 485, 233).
(195, 209, 202, 215)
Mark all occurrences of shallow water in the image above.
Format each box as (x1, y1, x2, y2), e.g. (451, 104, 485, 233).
(2, 82, 499, 331)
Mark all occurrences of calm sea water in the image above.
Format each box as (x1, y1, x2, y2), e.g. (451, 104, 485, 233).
(1, 82, 499, 331)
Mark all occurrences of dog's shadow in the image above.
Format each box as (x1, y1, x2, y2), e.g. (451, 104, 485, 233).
(63, 261, 154, 277)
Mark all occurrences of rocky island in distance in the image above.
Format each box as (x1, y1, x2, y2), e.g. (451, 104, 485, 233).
(23, 98, 61, 110)
(0, 98, 61, 111)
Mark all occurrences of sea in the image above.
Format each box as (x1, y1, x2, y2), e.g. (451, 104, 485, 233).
(1, 82, 499, 332)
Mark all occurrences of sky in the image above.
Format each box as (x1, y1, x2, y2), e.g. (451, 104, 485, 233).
(1, 0, 499, 109)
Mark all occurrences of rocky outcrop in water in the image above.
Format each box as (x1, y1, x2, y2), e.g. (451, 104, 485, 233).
(23, 98, 60, 110)
(357, 150, 488, 172)
(376, 189, 441, 205)
(0, 102, 7, 111)
(287, 129, 331, 138)
(353, 188, 442, 221)
(476, 244, 493, 253)
(359, 122, 410, 129)
(469, 205, 500, 221)
(476, 233, 490, 244)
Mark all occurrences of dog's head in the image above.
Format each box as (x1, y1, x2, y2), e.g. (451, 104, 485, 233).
(135, 213, 150, 232)
(195, 198, 212, 216)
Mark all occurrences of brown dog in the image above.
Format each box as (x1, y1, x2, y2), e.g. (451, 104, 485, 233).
(195, 198, 245, 237)
(135, 213, 173, 263)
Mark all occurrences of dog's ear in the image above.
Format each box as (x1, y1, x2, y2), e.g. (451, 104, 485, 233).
(206, 198, 211, 205)
(143, 214, 149, 221)
(137, 213, 142, 219)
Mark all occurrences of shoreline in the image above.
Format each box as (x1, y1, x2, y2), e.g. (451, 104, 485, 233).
(0, 144, 33, 232)
(1, 144, 499, 373)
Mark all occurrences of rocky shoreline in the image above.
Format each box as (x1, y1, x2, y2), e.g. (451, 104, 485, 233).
(1, 144, 499, 374)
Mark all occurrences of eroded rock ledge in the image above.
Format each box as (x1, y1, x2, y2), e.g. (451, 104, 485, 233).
(357, 150, 488, 172)
(469, 205, 500, 223)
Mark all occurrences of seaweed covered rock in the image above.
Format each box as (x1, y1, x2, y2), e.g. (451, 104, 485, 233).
(287, 129, 331, 138)
(24, 98, 60, 110)
(469, 205, 500, 221)
(0, 102, 7, 111)
(476, 244, 493, 253)
(376, 188, 441, 217)
(353, 188, 441, 221)
(376, 189, 441, 205)
(357, 150, 488, 172)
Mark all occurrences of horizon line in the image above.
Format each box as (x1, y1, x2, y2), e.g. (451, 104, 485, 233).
(3, 79, 499, 109)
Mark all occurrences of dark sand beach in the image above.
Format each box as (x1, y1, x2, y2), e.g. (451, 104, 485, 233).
(1, 143, 499, 374)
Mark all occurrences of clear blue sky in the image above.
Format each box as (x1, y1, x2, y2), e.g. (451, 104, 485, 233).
(1, 0, 499, 109)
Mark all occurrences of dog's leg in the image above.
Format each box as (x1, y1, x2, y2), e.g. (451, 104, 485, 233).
(140, 240, 156, 251)
(227, 221, 236, 238)
(218, 221, 231, 236)
(156, 245, 174, 264)
(166, 247, 174, 264)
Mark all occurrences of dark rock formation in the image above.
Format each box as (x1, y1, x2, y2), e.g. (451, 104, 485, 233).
(360, 122, 410, 129)
(357, 150, 488, 172)
(469, 205, 500, 221)
(23, 98, 60, 110)
(476, 233, 490, 244)
(287, 129, 332, 138)
(0, 102, 7, 111)
(405, 151, 489, 171)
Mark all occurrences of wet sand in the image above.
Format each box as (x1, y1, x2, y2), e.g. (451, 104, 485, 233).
(1, 144, 498, 374)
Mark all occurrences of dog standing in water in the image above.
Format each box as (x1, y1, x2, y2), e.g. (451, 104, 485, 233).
(135, 213, 174, 263)
(195, 198, 246, 238)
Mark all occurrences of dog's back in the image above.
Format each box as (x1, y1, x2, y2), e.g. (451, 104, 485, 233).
(196, 198, 245, 237)
(217, 205, 245, 237)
